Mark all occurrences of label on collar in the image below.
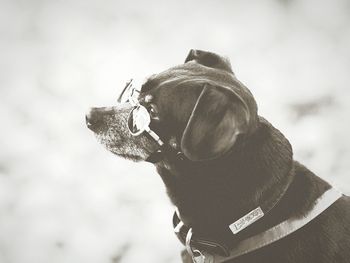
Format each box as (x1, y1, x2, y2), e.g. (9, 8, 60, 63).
(229, 207, 264, 234)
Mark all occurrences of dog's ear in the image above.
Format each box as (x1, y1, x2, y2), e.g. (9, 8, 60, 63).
(185, 49, 233, 73)
(181, 84, 250, 161)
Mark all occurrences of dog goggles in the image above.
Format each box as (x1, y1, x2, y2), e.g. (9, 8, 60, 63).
(117, 79, 164, 146)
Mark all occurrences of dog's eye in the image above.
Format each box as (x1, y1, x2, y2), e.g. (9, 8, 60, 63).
(148, 104, 159, 120)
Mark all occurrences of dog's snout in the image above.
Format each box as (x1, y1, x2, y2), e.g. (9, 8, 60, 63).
(86, 107, 107, 132)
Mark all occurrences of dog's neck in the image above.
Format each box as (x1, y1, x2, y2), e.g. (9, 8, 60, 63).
(155, 117, 295, 231)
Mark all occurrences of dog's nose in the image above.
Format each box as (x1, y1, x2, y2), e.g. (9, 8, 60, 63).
(85, 107, 105, 132)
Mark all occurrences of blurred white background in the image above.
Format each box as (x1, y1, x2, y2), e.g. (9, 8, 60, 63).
(0, 0, 349, 262)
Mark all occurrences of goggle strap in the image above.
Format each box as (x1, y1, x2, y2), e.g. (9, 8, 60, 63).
(145, 128, 164, 146)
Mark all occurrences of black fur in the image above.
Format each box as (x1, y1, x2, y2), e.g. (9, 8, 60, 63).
(87, 50, 350, 262)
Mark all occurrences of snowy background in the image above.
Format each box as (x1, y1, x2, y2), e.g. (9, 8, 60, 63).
(0, 0, 349, 262)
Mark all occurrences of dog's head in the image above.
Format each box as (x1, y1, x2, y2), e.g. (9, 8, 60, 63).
(86, 50, 258, 162)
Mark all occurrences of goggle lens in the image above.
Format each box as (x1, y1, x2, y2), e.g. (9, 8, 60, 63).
(127, 105, 151, 135)
(117, 79, 139, 104)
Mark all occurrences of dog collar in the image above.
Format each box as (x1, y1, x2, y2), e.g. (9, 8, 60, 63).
(176, 188, 342, 263)
(173, 165, 294, 255)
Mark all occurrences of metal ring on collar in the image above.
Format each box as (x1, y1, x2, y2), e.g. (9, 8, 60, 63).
(186, 228, 207, 263)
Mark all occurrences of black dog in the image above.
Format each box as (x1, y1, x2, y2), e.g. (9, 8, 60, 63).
(86, 50, 350, 262)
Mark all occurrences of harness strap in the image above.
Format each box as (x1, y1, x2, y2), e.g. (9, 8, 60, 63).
(212, 187, 342, 262)
(177, 188, 342, 263)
